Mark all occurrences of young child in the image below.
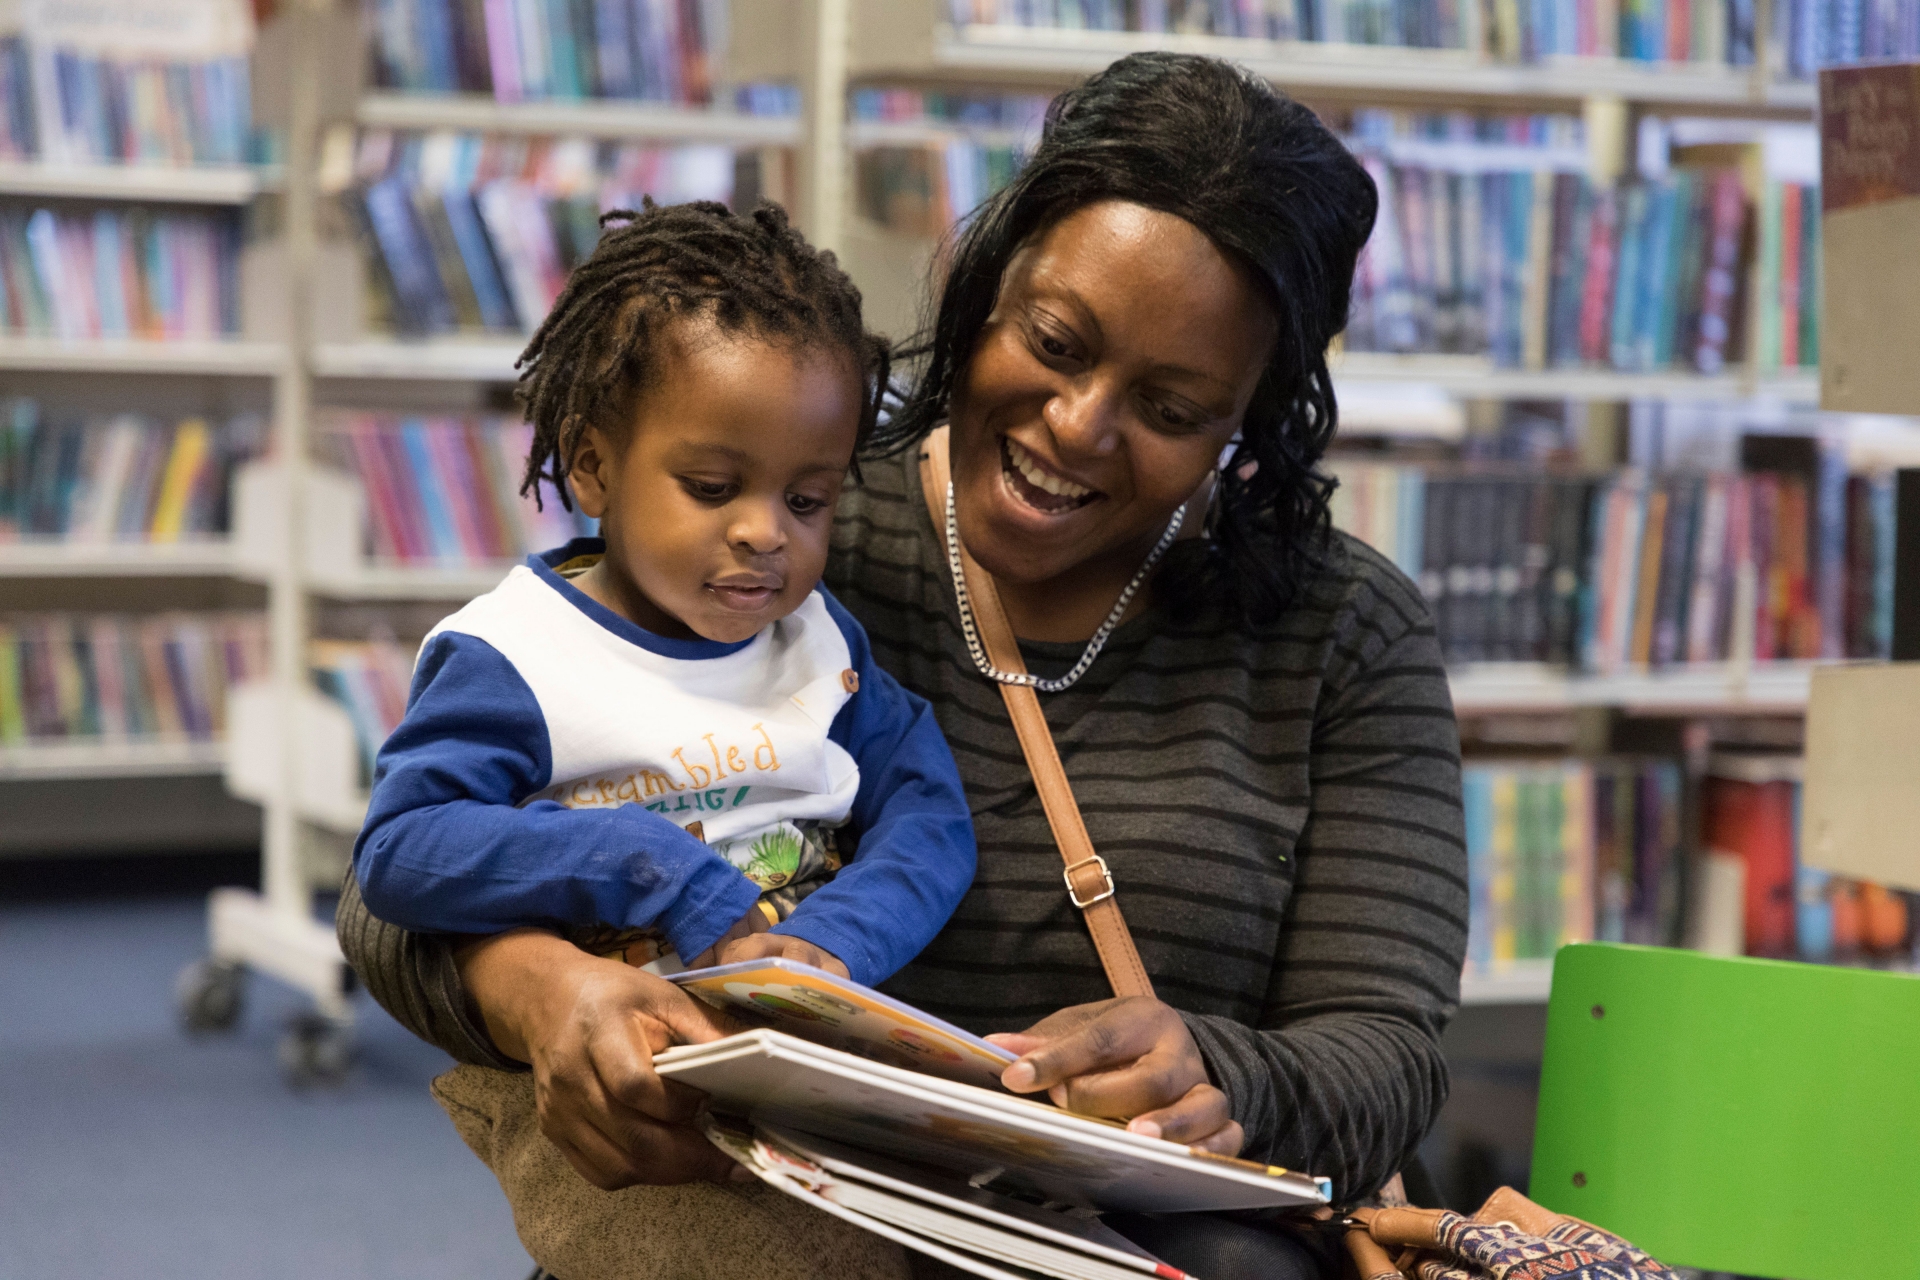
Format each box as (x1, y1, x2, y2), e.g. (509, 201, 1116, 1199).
(352, 202, 975, 987)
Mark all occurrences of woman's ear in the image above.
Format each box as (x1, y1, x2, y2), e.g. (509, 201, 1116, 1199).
(567, 424, 614, 520)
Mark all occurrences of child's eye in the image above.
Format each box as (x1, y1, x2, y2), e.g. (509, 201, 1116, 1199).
(786, 493, 827, 516)
(683, 478, 735, 501)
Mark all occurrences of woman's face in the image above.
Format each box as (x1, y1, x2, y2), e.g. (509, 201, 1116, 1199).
(948, 200, 1278, 590)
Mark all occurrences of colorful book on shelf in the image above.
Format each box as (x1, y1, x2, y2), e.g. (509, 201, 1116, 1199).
(0, 205, 241, 341)
(0, 610, 266, 747)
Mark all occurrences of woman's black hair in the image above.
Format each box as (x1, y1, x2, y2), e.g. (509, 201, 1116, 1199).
(875, 52, 1378, 625)
(516, 199, 889, 509)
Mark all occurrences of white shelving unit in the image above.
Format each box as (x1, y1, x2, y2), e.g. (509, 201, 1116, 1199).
(0, 338, 289, 377)
(356, 91, 802, 144)
(1449, 662, 1819, 716)
(0, 540, 236, 577)
(1459, 960, 1555, 1006)
(0, 738, 227, 780)
(0, 161, 273, 204)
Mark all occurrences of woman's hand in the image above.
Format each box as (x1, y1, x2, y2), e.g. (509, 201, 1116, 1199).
(986, 997, 1245, 1156)
(456, 929, 748, 1190)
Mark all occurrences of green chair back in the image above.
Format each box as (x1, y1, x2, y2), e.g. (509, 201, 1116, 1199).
(1530, 942, 1920, 1279)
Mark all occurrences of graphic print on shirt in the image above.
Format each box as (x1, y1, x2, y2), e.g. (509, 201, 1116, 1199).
(425, 565, 863, 900)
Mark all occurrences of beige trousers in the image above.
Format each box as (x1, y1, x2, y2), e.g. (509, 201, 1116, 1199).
(432, 1065, 911, 1280)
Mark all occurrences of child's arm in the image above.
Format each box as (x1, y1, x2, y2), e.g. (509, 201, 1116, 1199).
(353, 631, 761, 962)
(750, 593, 977, 987)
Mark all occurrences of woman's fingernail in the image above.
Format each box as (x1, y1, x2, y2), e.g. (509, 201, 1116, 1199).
(1001, 1060, 1036, 1090)
(1128, 1119, 1163, 1140)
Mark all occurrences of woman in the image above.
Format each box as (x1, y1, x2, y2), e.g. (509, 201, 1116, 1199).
(339, 52, 1466, 1279)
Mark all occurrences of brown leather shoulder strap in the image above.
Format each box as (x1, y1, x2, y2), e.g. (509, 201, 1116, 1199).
(918, 428, 1155, 1001)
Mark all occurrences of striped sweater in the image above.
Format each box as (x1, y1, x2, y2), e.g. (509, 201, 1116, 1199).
(337, 448, 1468, 1202)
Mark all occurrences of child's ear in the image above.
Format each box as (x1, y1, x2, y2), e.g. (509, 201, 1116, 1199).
(568, 424, 614, 520)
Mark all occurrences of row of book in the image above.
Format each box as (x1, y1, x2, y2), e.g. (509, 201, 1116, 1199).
(1463, 757, 1684, 970)
(0, 611, 267, 744)
(351, 130, 735, 335)
(1783, 0, 1920, 77)
(0, 402, 263, 543)
(1704, 759, 1913, 962)
(1343, 107, 1585, 153)
(0, 37, 254, 167)
(1328, 449, 1895, 668)
(366, 0, 722, 105)
(0, 205, 242, 340)
(856, 142, 1029, 238)
(1347, 163, 1818, 373)
(947, 0, 1765, 65)
(311, 638, 414, 774)
(850, 88, 1053, 133)
(316, 413, 594, 566)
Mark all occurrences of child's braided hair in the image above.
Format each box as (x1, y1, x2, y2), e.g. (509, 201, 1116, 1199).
(516, 199, 889, 510)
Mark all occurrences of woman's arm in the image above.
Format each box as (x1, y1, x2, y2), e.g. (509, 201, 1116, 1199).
(1177, 568, 1467, 1199)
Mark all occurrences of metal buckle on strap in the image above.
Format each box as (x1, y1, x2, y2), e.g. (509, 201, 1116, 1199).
(1062, 855, 1115, 908)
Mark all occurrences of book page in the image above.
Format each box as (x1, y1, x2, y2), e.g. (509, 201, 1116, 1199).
(669, 957, 1017, 1089)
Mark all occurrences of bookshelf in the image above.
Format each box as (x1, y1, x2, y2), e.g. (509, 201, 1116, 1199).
(0, 162, 271, 204)
(0, 541, 237, 578)
(356, 92, 802, 145)
(1448, 662, 1818, 715)
(0, 339, 289, 377)
(0, 739, 228, 781)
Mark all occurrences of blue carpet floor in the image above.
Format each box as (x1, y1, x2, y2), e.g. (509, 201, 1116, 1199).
(0, 897, 530, 1278)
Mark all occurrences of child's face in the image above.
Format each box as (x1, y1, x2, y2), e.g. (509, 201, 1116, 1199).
(568, 326, 863, 644)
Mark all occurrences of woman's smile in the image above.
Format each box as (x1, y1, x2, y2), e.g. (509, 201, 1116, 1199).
(1000, 434, 1102, 513)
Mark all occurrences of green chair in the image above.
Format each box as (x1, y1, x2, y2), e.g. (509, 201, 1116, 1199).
(1529, 943, 1920, 1280)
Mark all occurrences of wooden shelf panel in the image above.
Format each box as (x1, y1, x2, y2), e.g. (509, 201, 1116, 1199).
(1449, 662, 1818, 715)
(0, 737, 226, 780)
(913, 25, 1816, 112)
(0, 541, 237, 577)
(0, 162, 272, 204)
(0, 338, 288, 376)
(356, 93, 802, 144)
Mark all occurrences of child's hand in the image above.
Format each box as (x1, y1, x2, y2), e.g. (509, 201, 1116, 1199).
(685, 901, 773, 971)
(717, 930, 850, 980)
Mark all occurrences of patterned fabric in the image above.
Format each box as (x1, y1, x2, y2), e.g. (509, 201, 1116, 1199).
(1408, 1211, 1684, 1280)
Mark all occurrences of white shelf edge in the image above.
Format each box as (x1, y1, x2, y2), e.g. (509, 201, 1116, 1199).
(1460, 960, 1554, 1005)
(930, 25, 1816, 111)
(305, 564, 514, 601)
(0, 540, 236, 577)
(846, 119, 1038, 149)
(0, 161, 264, 204)
(1332, 353, 1821, 404)
(310, 339, 521, 382)
(1449, 662, 1818, 713)
(356, 92, 802, 144)
(0, 737, 227, 780)
(0, 338, 289, 376)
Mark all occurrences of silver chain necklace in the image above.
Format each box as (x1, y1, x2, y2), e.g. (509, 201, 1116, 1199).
(945, 480, 1185, 693)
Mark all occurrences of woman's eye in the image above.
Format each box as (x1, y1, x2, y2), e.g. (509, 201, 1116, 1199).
(1151, 402, 1199, 430)
(1038, 334, 1071, 358)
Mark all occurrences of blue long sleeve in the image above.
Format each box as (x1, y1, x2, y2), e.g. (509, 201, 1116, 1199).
(768, 593, 976, 985)
(352, 632, 761, 962)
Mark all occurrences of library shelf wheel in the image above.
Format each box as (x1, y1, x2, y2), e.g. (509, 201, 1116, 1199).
(175, 957, 246, 1034)
(278, 1013, 355, 1088)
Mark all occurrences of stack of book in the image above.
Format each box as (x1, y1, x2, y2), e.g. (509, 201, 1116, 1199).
(1752, 177, 1821, 373)
(1703, 754, 1913, 963)
(0, 35, 254, 166)
(1463, 756, 1685, 972)
(1346, 162, 1812, 373)
(316, 412, 594, 567)
(851, 89, 1046, 236)
(366, 0, 721, 104)
(1328, 447, 1898, 668)
(0, 611, 267, 744)
(947, 0, 1764, 65)
(0, 205, 243, 340)
(0, 403, 264, 543)
(348, 129, 738, 335)
(311, 638, 415, 774)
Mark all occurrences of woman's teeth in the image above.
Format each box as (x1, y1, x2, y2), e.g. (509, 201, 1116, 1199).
(1005, 438, 1092, 500)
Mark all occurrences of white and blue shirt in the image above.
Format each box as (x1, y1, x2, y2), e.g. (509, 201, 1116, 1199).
(352, 539, 976, 986)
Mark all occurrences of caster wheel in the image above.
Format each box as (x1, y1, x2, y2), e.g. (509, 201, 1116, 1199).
(175, 958, 245, 1034)
(279, 1013, 354, 1088)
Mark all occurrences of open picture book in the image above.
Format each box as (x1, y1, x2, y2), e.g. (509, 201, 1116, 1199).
(661, 959, 1330, 1280)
